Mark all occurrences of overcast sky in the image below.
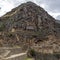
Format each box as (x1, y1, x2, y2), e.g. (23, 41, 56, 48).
(0, 0, 60, 19)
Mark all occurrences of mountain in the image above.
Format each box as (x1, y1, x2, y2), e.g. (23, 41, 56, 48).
(1, 2, 55, 34)
(0, 2, 60, 53)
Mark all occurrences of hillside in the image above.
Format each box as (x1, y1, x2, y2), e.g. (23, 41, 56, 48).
(0, 2, 60, 53)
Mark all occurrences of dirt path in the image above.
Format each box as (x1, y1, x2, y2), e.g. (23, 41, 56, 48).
(0, 47, 27, 60)
(3, 52, 27, 60)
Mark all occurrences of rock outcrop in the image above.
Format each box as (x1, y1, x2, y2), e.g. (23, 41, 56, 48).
(0, 1, 60, 53)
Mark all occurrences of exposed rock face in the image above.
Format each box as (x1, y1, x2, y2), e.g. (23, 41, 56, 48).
(1, 2, 55, 32)
(54, 20, 60, 38)
(0, 2, 60, 53)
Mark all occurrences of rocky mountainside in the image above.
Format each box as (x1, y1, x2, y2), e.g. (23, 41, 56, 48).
(1, 2, 55, 33)
(55, 20, 60, 38)
(0, 2, 60, 53)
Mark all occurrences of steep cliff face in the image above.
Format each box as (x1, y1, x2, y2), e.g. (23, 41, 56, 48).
(0, 2, 59, 51)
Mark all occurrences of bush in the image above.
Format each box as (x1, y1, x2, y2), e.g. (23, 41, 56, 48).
(0, 22, 5, 31)
(54, 53, 60, 59)
(27, 49, 36, 57)
(7, 32, 14, 37)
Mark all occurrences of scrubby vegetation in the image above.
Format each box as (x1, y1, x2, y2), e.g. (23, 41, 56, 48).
(0, 22, 5, 31)
(27, 49, 36, 58)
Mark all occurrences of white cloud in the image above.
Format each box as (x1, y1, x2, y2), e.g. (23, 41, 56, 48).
(40, 4, 45, 8)
(49, 12, 60, 19)
(0, 0, 14, 16)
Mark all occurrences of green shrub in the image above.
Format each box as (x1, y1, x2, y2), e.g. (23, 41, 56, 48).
(0, 22, 5, 31)
(7, 32, 14, 37)
(28, 49, 36, 57)
(54, 53, 60, 59)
